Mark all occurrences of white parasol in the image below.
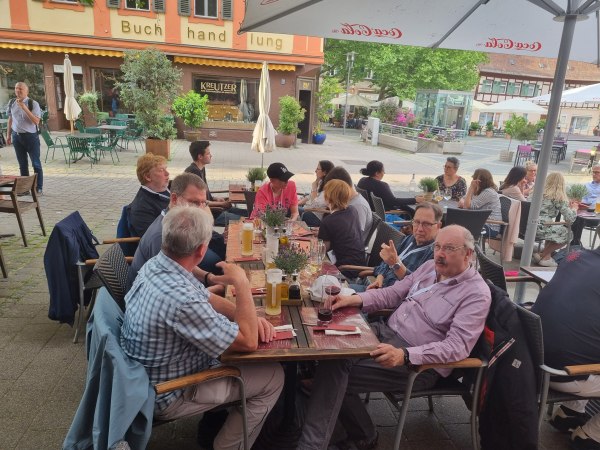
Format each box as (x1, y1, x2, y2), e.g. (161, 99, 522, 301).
(63, 54, 82, 133)
(481, 98, 547, 114)
(533, 82, 600, 104)
(239, 0, 600, 293)
(330, 93, 375, 107)
(251, 62, 276, 162)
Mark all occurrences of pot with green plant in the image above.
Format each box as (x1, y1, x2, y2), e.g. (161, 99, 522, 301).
(333, 107, 343, 127)
(567, 184, 589, 208)
(78, 91, 100, 125)
(246, 167, 267, 191)
(485, 121, 494, 137)
(117, 48, 181, 159)
(313, 77, 341, 144)
(275, 95, 306, 148)
(261, 204, 288, 238)
(273, 244, 309, 278)
(469, 121, 480, 137)
(172, 90, 209, 142)
(419, 177, 438, 201)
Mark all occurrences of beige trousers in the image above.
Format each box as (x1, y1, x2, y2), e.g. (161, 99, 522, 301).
(551, 374, 600, 441)
(156, 363, 284, 450)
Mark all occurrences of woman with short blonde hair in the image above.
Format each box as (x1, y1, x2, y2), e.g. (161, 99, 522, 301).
(318, 180, 365, 277)
(534, 172, 577, 266)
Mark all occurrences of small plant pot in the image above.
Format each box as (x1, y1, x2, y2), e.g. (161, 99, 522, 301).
(423, 192, 434, 202)
(469, 130, 476, 137)
(486, 131, 493, 138)
(313, 133, 326, 145)
(184, 130, 202, 142)
(275, 133, 296, 148)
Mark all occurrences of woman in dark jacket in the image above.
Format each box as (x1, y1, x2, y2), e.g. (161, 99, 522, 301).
(357, 160, 412, 210)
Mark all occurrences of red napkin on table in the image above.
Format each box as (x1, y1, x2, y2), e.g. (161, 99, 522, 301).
(272, 330, 294, 340)
(230, 287, 266, 297)
(233, 256, 261, 262)
(504, 271, 519, 277)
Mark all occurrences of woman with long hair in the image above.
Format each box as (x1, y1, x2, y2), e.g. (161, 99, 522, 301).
(357, 160, 413, 210)
(460, 168, 502, 238)
(299, 160, 334, 226)
(534, 172, 577, 267)
(499, 166, 527, 201)
(436, 157, 467, 200)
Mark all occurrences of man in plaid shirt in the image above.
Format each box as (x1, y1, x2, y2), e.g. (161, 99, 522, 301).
(121, 206, 283, 450)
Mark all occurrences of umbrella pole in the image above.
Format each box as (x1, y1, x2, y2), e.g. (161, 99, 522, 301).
(516, 9, 577, 302)
(70, 120, 73, 134)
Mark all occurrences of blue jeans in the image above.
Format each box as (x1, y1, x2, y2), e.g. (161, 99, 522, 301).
(12, 131, 43, 190)
(214, 207, 248, 227)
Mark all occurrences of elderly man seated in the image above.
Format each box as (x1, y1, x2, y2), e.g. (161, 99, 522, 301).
(351, 202, 441, 292)
(121, 206, 284, 450)
(297, 225, 491, 450)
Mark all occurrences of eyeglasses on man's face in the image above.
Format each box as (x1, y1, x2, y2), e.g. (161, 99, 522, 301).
(433, 244, 466, 253)
(412, 220, 438, 230)
(444, 165, 456, 170)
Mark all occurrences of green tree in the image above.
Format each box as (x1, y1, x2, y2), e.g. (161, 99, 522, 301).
(323, 39, 488, 100)
(315, 77, 342, 132)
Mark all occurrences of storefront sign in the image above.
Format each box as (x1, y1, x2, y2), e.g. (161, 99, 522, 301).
(121, 20, 163, 37)
(247, 33, 293, 53)
(198, 80, 237, 95)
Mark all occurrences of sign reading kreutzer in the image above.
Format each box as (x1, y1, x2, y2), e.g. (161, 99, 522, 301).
(199, 80, 237, 95)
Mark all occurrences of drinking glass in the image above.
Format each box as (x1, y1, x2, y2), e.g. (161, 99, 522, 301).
(433, 189, 443, 203)
(318, 280, 339, 323)
(443, 188, 452, 202)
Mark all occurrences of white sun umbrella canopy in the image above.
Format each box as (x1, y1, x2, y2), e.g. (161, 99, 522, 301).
(63, 54, 82, 133)
(480, 98, 547, 115)
(330, 94, 374, 107)
(251, 62, 276, 154)
(533, 82, 600, 104)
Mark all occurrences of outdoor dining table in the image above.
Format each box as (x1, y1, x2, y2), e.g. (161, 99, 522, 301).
(0, 175, 18, 238)
(228, 184, 247, 205)
(520, 266, 556, 284)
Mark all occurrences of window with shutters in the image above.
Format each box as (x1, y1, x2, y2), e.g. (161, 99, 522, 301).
(221, 0, 232, 19)
(195, 0, 218, 18)
(126, 0, 150, 11)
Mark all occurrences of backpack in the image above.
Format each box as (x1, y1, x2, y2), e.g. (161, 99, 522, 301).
(8, 98, 40, 134)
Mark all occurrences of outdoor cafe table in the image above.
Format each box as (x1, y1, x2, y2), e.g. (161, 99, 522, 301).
(0, 175, 18, 238)
(228, 183, 247, 205)
(520, 266, 556, 284)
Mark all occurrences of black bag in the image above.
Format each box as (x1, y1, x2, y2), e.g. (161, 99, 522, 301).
(8, 98, 40, 134)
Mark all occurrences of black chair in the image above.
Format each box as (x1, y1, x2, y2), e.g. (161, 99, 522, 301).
(244, 190, 257, 217)
(0, 243, 7, 278)
(93, 243, 130, 312)
(367, 220, 404, 267)
(484, 195, 511, 262)
(475, 244, 541, 295)
(445, 208, 492, 244)
(370, 193, 411, 227)
(355, 185, 370, 206)
(514, 144, 534, 166)
(517, 305, 600, 431)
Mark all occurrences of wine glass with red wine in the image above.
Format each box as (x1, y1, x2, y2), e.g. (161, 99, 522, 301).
(318, 282, 340, 323)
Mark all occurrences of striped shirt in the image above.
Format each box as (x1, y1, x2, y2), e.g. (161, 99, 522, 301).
(120, 251, 239, 411)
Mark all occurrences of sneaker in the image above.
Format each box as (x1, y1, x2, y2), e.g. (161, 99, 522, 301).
(571, 426, 600, 449)
(36, 188, 43, 196)
(334, 432, 379, 450)
(532, 253, 542, 264)
(197, 409, 228, 450)
(538, 258, 558, 267)
(549, 405, 588, 433)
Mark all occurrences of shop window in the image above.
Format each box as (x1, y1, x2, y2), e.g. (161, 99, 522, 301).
(195, 0, 217, 18)
(92, 67, 126, 115)
(192, 75, 259, 124)
(126, 0, 150, 11)
(0, 61, 46, 110)
(570, 116, 591, 134)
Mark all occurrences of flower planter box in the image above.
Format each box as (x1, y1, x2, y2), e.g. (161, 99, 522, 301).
(146, 138, 170, 159)
(416, 138, 443, 154)
(378, 135, 418, 153)
(442, 141, 465, 154)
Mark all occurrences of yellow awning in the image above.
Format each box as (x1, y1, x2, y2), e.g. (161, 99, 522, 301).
(0, 42, 123, 57)
(174, 56, 295, 71)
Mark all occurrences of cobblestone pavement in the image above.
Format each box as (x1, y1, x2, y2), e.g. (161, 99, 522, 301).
(0, 129, 589, 449)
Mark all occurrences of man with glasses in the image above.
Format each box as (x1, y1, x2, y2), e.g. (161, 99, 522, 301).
(523, 161, 537, 198)
(571, 164, 600, 246)
(298, 225, 491, 450)
(350, 202, 442, 292)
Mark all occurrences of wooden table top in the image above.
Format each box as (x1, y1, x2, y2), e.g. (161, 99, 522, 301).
(520, 266, 556, 284)
(228, 184, 247, 204)
(0, 175, 17, 187)
(220, 305, 379, 363)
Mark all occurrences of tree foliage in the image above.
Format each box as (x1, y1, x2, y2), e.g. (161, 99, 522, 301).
(315, 77, 342, 127)
(324, 39, 488, 100)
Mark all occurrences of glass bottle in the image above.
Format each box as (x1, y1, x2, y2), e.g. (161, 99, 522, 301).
(280, 273, 289, 301)
(408, 173, 417, 193)
(289, 272, 301, 300)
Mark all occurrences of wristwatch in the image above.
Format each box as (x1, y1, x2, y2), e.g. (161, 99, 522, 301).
(389, 260, 402, 271)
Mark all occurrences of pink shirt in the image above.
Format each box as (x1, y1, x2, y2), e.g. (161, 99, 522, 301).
(360, 259, 491, 375)
(250, 180, 298, 218)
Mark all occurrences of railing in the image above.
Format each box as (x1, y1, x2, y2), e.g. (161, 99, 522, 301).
(379, 123, 466, 142)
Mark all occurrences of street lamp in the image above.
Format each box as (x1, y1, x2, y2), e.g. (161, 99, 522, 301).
(343, 51, 356, 135)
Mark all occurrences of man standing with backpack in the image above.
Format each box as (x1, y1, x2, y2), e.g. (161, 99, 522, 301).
(6, 82, 44, 194)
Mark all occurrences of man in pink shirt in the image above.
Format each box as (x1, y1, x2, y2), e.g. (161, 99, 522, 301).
(298, 225, 491, 450)
(250, 162, 299, 220)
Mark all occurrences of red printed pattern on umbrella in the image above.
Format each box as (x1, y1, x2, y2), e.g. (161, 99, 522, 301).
(334, 23, 403, 39)
(481, 38, 542, 52)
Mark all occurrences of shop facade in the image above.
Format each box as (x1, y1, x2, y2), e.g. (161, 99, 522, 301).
(0, 0, 323, 142)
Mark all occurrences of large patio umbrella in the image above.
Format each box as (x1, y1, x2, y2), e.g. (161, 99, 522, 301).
(239, 0, 600, 283)
(330, 93, 374, 107)
(251, 62, 276, 166)
(533, 82, 600, 104)
(481, 98, 547, 115)
(63, 54, 81, 133)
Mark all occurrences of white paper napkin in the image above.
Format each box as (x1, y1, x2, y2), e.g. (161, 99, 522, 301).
(274, 324, 297, 337)
(324, 327, 361, 336)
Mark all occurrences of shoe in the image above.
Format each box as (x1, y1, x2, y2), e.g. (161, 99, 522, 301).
(36, 188, 43, 196)
(549, 405, 588, 433)
(532, 253, 542, 264)
(538, 258, 558, 267)
(197, 409, 229, 450)
(334, 432, 379, 450)
(571, 426, 600, 449)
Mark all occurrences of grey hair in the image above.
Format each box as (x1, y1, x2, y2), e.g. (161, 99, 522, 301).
(170, 172, 207, 196)
(414, 202, 443, 223)
(161, 206, 213, 258)
(446, 157, 460, 168)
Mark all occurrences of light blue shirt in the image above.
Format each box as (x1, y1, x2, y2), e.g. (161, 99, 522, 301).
(6, 97, 41, 133)
(121, 251, 238, 411)
(583, 181, 600, 205)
